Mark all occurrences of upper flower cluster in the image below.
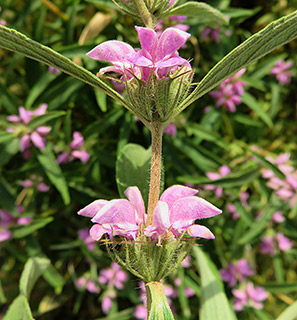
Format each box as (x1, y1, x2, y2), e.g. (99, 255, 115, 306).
(87, 26, 191, 83)
(78, 185, 221, 244)
(270, 59, 294, 85)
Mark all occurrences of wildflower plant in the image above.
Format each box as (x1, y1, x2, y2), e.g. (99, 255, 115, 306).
(0, 0, 297, 319)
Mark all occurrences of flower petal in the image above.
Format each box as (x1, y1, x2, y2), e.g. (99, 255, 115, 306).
(157, 27, 191, 60)
(19, 135, 31, 152)
(19, 107, 32, 124)
(87, 40, 135, 63)
(135, 26, 158, 61)
(170, 196, 222, 224)
(124, 187, 146, 223)
(30, 132, 46, 150)
(91, 199, 137, 228)
(152, 201, 171, 231)
(160, 185, 198, 210)
(78, 199, 108, 217)
(187, 225, 215, 239)
(89, 224, 109, 240)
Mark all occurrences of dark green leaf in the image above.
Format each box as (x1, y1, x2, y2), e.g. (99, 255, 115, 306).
(12, 217, 54, 238)
(29, 111, 66, 129)
(37, 148, 70, 205)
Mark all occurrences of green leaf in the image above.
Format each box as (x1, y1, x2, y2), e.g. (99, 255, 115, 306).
(250, 150, 286, 180)
(0, 139, 19, 168)
(276, 300, 297, 320)
(37, 148, 70, 205)
(116, 144, 151, 206)
(193, 247, 237, 320)
(12, 217, 54, 238)
(241, 93, 273, 128)
(0, 25, 132, 111)
(0, 176, 16, 214)
(0, 132, 14, 144)
(263, 283, 297, 294)
(29, 111, 66, 129)
(94, 88, 107, 112)
(238, 205, 276, 245)
(176, 10, 297, 114)
(163, 2, 227, 25)
(3, 295, 33, 320)
(19, 257, 50, 298)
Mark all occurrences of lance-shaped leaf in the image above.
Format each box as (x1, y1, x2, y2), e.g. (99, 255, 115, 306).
(175, 10, 297, 116)
(0, 25, 132, 112)
(161, 2, 227, 25)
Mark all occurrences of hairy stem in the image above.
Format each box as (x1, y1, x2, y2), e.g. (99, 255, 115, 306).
(132, 0, 153, 28)
(147, 118, 163, 225)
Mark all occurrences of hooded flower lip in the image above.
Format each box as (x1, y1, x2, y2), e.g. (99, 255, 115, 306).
(86, 26, 191, 82)
(78, 185, 222, 242)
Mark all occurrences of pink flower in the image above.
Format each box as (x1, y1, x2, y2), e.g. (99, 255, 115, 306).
(0, 229, 12, 242)
(49, 66, 61, 74)
(78, 228, 96, 251)
(6, 104, 51, 156)
(271, 59, 294, 85)
(226, 204, 239, 220)
(201, 26, 221, 43)
(20, 175, 50, 193)
(164, 123, 177, 136)
(75, 277, 100, 294)
(232, 282, 268, 311)
(78, 185, 221, 243)
(259, 233, 293, 256)
(98, 262, 128, 290)
(87, 26, 191, 82)
(220, 259, 254, 287)
(210, 69, 246, 112)
(57, 131, 90, 164)
(205, 165, 231, 198)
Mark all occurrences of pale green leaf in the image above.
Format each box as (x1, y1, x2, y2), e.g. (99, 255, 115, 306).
(19, 257, 50, 298)
(276, 300, 297, 320)
(193, 247, 237, 320)
(3, 295, 33, 320)
(176, 10, 297, 114)
(162, 2, 227, 25)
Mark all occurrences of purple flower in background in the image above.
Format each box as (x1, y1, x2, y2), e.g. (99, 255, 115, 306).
(261, 153, 297, 208)
(75, 277, 101, 294)
(0, 7, 6, 26)
(78, 185, 221, 243)
(226, 204, 239, 220)
(271, 59, 294, 85)
(57, 131, 90, 164)
(232, 282, 268, 311)
(87, 26, 191, 82)
(98, 262, 127, 314)
(164, 122, 177, 136)
(204, 165, 231, 198)
(6, 104, 51, 158)
(220, 259, 254, 287)
(259, 233, 293, 256)
(20, 175, 50, 192)
(201, 26, 221, 43)
(78, 228, 96, 251)
(49, 66, 61, 74)
(210, 69, 246, 112)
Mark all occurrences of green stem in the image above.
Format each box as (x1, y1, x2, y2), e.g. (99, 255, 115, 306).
(146, 281, 175, 320)
(132, 0, 153, 28)
(147, 119, 163, 226)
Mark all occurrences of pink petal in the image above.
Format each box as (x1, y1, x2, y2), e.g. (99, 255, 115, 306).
(155, 56, 191, 70)
(19, 106, 32, 124)
(31, 132, 46, 149)
(21, 179, 34, 188)
(0, 229, 12, 242)
(91, 199, 137, 229)
(135, 26, 158, 61)
(19, 135, 31, 152)
(17, 217, 33, 225)
(127, 51, 152, 67)
(71, 150, 90, 163)
(32, 104, 48, 116)
(187, 224, 215, 239)
(7, 115, 21, 122)
(70, 131, 84, 149)
(152, 201, 171, 231)
(206, 172, 221, 180)
(89, 224, 110, 240)
(57, 152, 70, 164)
(170, 196, 222, 224)
(86, 40, 135, 63)
(124, 187, 146, 223)
(78, 199, 108, 217)
(37, 183, 50, 192)
(36, 126, 51, 135)
(219, 165, 230, 177)
(157, 27, 191, 60)
(160, 185, 198, 210)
